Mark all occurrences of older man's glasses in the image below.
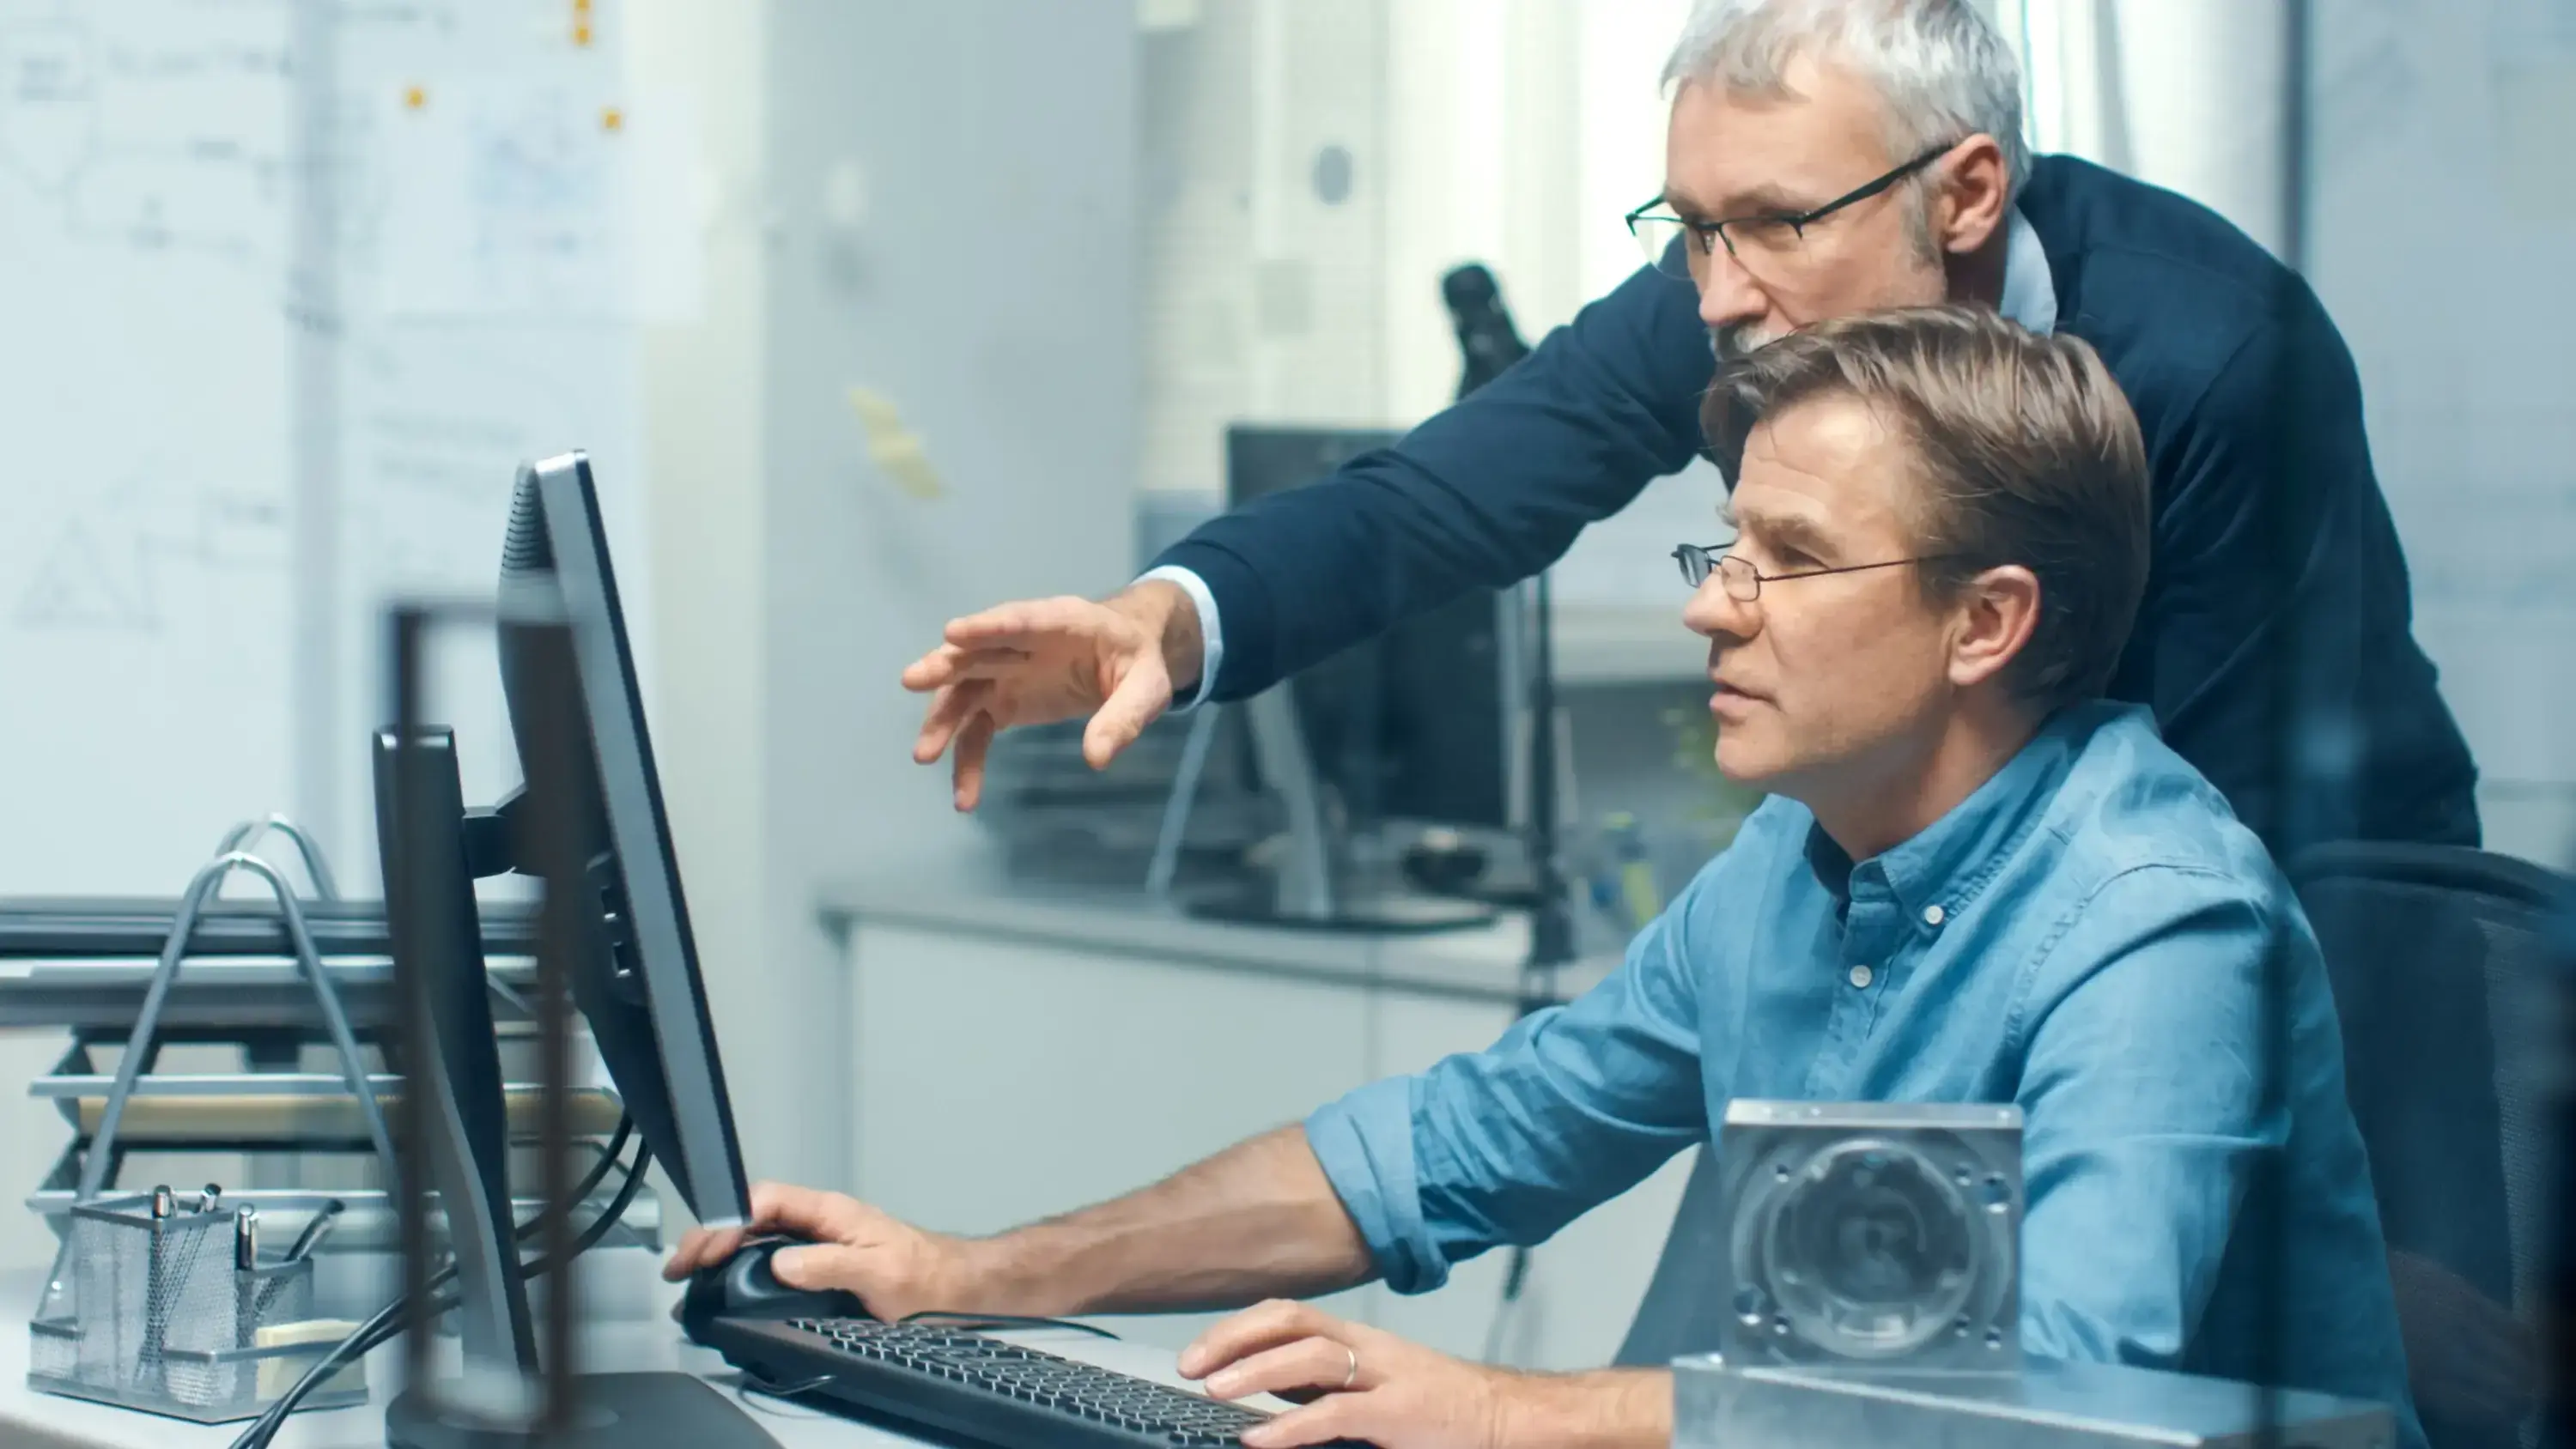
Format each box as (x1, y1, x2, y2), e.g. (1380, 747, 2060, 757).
(1626, 142, 1957, 284)
(1674, 543, 1959, 601)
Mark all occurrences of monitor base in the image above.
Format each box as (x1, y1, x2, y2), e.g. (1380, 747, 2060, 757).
(1184, 886, 1499, 934)
(386, 1373, 779, 1449)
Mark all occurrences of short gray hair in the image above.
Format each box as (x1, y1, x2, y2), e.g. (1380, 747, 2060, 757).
(1662, 0, 2030, 199)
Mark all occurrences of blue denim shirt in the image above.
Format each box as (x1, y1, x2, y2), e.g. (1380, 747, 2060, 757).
(1307, 702, 2420, 1437)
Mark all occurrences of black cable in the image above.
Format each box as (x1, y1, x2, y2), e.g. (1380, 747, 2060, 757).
(734, 1371, 839, 1418)
(228, 1127, 645, 1449)
(545, 1117, 636, 1222)
(899, 1311, 1121, 1342)
(1482, 1253, 1531, 1364)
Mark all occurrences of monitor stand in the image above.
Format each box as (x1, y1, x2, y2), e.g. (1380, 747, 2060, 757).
(1187, 878, 1497, 933)
(387, 1374, 777, 1449)
(1182, 690, 1496, 934)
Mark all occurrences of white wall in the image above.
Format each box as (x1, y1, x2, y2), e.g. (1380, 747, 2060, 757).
(762, 0, 1140, 1192)
(631, 0, 1144, 1210)
(1136, 0, 1658, 499)
(627, 0, 772, 1224)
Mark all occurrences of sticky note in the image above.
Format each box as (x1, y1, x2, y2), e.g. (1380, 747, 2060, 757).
(848, 386, 946, 500)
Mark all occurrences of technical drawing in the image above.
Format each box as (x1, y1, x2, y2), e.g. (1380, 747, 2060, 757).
(11, 479, 289, 634)
(0, 15, 100, 197)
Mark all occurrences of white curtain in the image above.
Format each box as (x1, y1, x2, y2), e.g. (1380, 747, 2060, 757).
(1996, 0, 2295, 261)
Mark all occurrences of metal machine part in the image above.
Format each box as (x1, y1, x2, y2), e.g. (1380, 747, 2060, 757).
(1718, 1100, 2023, 1371)
(1673, 1355, 2398, 1449)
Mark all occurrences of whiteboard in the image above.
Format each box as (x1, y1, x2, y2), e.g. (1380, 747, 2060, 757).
(0, 0, 670, 899)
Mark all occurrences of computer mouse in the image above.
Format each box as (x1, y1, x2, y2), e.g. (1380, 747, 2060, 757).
(678, 1235, 872, 1339)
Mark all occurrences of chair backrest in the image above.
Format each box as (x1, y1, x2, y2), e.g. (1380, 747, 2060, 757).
(2290, 841, 2572, 1449)
(1614, 841, 2574, 1403)
(2289, 844, 2567, 1325)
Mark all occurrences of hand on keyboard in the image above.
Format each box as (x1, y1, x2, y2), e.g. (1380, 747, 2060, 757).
(1179, 1300, 1516, 1449)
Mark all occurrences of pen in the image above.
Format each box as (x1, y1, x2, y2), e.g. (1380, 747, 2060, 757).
(254, 1199, 345, 1323)
(144, 1186, 173, 1385)
(234, 1208, 259, 1352)
(285, 1198, 345, 1264)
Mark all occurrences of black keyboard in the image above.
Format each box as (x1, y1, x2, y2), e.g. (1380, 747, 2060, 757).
(704, 1316, 1368, 1448)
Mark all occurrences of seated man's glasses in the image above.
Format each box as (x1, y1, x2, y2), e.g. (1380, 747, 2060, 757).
(1674, 542, 1961, 602)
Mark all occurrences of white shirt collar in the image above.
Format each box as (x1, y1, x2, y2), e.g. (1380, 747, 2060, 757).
(1998, 204, 2058, 334)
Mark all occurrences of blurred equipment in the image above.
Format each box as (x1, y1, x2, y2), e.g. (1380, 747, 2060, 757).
(1672, 1355, 2398, 1449)
(1181, 423, 1510, 931)
(1, 844, 643, 1289)
(975, 712, 1275, 888)
(1716, 1100, 2023, 1372)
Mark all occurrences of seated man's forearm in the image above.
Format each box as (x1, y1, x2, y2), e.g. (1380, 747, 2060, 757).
(971, 1125, 1374, 1317)
(1504, 1369, 1672, 1449)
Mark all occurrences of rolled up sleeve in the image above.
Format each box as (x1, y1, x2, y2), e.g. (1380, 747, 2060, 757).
(1305, 855, 1735, 1294)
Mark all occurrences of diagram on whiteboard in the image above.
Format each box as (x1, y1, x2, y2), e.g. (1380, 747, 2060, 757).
(0, 0, 658, 895)
(0, 5, 289, 270)
(14, 472, 288, 632)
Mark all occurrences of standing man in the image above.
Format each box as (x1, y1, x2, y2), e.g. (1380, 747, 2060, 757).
(902, 0, 2476, 853)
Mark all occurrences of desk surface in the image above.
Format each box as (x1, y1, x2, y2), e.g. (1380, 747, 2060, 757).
(817, 874, 1622, 1006)
(0, 1258, 1206, 1449)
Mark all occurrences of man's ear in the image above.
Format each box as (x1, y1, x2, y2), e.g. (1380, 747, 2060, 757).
(1934, 135, 2010, 256)
(1948, 564, 2040, 693)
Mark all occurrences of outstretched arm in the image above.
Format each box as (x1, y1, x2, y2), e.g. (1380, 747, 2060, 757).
(1156, 264, 1712, 701)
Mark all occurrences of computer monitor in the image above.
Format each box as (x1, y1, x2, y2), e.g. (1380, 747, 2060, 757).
(489, 454, 752, 1230)
(1224, 425, 1514, 834)
(378, 452, 768, 1449)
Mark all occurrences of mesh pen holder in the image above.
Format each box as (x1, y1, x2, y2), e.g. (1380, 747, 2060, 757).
(28, 1194, 366, 1422)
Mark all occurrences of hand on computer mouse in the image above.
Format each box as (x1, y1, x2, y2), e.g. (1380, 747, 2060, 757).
(661, 1181, 982, 1321)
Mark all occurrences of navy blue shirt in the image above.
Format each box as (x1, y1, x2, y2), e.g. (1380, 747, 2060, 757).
(1154, 155, 2478, 852)
(1305, 702, 2421, 1444)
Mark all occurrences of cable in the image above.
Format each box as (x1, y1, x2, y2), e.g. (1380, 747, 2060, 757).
(898, 1312, 1121, 1342)
(549, 1118, 637, 1220)
(228, 1127, 646, 1449)
(734, 1371, 838, 1418)
(1481, 1251, 1530, 1366)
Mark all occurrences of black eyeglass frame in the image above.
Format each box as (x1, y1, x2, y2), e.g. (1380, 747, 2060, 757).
(1625, 141, 1962, 268)
(1672, 542, 1966, 599)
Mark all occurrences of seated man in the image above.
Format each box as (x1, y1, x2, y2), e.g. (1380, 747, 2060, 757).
(667, 307, 2418, 1449)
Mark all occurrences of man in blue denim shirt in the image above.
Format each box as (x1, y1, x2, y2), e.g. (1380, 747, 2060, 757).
(671, 309, 2416, 1449)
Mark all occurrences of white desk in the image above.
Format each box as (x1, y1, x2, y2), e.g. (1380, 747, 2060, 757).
(0, 1256, 1207, 1449)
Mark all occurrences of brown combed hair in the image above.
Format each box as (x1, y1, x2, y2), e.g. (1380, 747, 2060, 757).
(1703, 304, 2151, 713)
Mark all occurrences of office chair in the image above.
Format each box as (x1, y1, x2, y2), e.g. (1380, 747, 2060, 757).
(2290, 842, 2569, 1449)
(1614, 841, 2571, 1449)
